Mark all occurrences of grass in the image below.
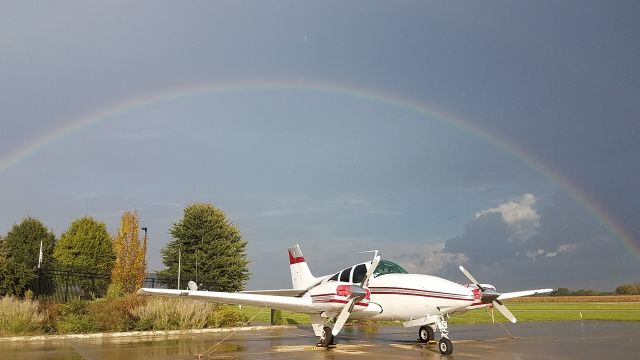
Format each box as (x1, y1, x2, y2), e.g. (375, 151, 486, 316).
(234, 300, 640, 326)
(2, 297, 638, 336)
(439, 301, 640, 324)
(223, 305, 310, 325)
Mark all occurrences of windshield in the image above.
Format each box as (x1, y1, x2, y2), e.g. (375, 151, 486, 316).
(373, 260, 409, 277)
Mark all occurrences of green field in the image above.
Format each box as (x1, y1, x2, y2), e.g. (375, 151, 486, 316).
(232, 301, 640, 326)
(449, 301, 640, 324)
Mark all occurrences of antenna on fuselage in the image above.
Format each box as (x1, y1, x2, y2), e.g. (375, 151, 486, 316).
(356, 249, 379, 260)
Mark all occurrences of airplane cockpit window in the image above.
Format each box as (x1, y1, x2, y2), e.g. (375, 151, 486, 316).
(352, 264, 367, 284)
(373, 260, 408, 277)
(328, 273, 339, 282)
(340, 267, 352, 282)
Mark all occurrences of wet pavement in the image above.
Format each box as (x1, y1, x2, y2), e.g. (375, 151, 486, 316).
(0, 321, 638, 359)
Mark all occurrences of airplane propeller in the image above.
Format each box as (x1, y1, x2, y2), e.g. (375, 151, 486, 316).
(331, 255, 381, 337)
(459, 265, 517, 323)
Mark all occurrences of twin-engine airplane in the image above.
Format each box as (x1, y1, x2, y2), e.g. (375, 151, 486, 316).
(137, 245, 552, 355)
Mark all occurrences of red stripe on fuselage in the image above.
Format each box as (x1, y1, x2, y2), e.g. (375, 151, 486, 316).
(313, 299, 369, 307)
(369, 287, 473, 302)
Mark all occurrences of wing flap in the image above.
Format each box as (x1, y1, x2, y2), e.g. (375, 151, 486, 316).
(240, 289, 307, 297)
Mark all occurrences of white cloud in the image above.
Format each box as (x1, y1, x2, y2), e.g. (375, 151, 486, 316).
(475, 193, 540, 242)
(380, 241, 468, 275)
(526, 243, 577, 259)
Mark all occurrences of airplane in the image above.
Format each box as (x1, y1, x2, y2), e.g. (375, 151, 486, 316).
(137, 245, 552, 355)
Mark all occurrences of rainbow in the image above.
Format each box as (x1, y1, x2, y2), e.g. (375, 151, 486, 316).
(1, 79, 637, 258)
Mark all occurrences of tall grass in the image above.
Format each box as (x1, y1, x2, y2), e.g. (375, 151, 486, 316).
(0, 296, 46, 335)
(133, 298, 213, 330)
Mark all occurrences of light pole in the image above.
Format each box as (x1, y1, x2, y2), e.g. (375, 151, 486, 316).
(141, 227, 148, 272)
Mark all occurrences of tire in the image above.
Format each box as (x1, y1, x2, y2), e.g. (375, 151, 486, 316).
(418, 325, 434, 343)
(438, 337, 453, 355)
(321, 326, 334, 347)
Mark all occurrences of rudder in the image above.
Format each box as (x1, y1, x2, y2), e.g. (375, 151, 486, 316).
(288, 244, 317, 289)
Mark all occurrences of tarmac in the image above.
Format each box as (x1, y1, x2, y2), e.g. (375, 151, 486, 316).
(0, 321, 638, 359)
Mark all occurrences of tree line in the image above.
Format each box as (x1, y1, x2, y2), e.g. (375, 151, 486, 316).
(0, 202, 249, 298)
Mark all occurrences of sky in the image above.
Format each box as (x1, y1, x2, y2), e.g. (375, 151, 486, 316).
(1, 1, 639, 291)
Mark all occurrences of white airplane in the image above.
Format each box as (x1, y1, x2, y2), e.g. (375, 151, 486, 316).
(137, 245, 552, 355)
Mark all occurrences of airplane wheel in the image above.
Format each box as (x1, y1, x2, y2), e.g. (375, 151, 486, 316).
(321, 326, 334, 347)
(438, 337, 453, 355)
(418, 325, 434, 343)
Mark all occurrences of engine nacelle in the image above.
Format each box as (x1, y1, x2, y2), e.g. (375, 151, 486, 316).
(308, 281, 371, 312)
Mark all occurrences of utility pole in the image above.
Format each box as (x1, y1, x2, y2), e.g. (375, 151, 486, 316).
(177, 248, 181, 290)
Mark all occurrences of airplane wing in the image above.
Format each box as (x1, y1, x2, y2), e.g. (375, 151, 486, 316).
(137, 288, 314, 313)
(240, 289, 307, 297)
(496, 288, 553, 301)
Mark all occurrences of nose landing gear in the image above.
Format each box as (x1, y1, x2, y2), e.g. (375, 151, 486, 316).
(418, 315, 453, 355)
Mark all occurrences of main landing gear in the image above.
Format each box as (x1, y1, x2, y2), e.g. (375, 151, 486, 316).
(418, 325, 434, 343)
(418, 315, 453, 355)
(318, 326, 336, 348)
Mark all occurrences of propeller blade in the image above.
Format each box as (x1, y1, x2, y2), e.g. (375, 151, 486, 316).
(361, 255, 381, 287)
(332, 298, 356, 336)
(333, 255, 381, 337)
(496, 288, 553, 301)
(458, 265, 484, 291)
(492, 300, 517, 323)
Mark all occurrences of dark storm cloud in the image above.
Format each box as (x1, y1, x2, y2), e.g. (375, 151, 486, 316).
(439, 191, 640, 291)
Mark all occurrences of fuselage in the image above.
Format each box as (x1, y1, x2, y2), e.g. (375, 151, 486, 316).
(366, 273, 474, 320)
(308, 260, 475, 321)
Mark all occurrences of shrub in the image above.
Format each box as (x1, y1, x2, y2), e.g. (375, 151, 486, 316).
(55, 299, 97, 333)
(271, 309, 285, 325)
(88, 293, 148, 332)
(62, 299, 88, 316)
(106, 283, 124, 300)
(37, 301, 61, 333)
(132, 298, 213, 330)
(56, 314, 97, 333)
(0, 296, 46, 335)
(208, 306, 249, 328)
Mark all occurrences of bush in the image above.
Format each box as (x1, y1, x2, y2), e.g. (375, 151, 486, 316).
(0, 296, 46, 335)
(56, 314, 97, 333)
(88, 294, 147, 332)
(55, 299, 97, 333)
(106, 283, 124, 300)
(271, 309, 285, 325)
(132, 298, 213, 330)
(37, 301, 61, 333)
(208, 306, 249, 328)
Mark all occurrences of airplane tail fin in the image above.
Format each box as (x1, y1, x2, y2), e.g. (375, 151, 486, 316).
(288, 244, 317, 289)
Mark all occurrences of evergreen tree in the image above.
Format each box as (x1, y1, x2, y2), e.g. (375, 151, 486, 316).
(0, 218, 56, 296)
(161, 203, 249, 292)
(111, 211, 147, 294)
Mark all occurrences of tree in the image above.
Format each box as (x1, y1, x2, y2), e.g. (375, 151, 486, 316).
(0, 218, 56, 296)
(54, 217, 115, 299)
(161, 203, 249, 292)
(615, 284, 638, 295)
(111, 211, 147, 294)
(54, 217, 115, 273)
